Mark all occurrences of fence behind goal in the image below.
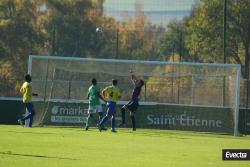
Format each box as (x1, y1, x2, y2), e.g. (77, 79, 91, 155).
(28, 55, 241, 135)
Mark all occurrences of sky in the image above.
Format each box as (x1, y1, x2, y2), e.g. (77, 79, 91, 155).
(103, 0, 200, 26)
(104, 0, 199, 12)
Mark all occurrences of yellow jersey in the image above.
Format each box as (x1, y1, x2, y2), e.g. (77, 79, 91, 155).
(20, 81, 32, 103)
(102, 85, 121, 102)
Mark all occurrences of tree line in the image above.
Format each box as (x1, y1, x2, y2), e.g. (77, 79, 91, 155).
(0, 0, 249, 97)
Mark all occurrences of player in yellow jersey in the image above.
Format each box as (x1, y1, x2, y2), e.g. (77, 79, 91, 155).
(98, 79, 121, 132)
(18, 74, 38, 127)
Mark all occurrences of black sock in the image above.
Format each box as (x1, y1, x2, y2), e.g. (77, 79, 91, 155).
(98, 112, 103, 121)
(130, 115, 136, 129)
(121, 107, 126, 124)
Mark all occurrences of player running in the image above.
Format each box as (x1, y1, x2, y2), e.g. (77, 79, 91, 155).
(85, 78, 106, 130)
(119, 73, 144, 131)
(18, 74, 38, 127)
(98, 79, 121, 132)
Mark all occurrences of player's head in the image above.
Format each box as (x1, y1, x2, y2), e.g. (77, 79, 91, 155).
(136, 79, 144, 88)
(112, 79, 118, 86)
(91, 78, 97, 85)
(25, 74, 32, 82)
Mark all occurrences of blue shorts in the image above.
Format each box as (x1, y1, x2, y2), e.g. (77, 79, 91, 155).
(106, 101, 116, 115)
(24, 103, 35, 114)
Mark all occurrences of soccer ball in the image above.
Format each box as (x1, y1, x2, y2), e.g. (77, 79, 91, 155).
(96, 27, 103, 33)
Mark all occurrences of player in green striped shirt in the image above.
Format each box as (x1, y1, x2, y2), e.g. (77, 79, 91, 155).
(85, 78, 106, 130)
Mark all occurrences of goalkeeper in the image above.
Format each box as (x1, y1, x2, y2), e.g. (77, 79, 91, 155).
(85, 78, 106, 130)
(119, 72, 144, 131)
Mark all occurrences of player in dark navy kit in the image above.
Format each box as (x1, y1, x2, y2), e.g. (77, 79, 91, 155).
(119, 73, 144, 131)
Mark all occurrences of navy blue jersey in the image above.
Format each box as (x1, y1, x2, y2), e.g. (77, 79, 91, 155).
(132, 86, 142, 101)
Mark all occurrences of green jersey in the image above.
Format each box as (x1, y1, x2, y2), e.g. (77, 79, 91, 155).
(88, 85, 101, 106)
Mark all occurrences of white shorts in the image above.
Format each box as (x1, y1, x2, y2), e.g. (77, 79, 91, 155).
(88, 105, 103, 114)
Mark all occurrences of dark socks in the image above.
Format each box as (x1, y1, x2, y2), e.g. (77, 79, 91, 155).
(121, 107, 126, 124)
(130, 115, 136, 130)
(98, 112, 103, 121)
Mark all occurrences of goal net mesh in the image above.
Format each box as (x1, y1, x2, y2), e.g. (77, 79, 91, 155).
(28, 55, 241, 135)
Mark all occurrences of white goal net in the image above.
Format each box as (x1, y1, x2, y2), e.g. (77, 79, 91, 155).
(28, 55, 241, 135)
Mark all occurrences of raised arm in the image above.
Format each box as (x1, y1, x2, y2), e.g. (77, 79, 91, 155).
(131, 74, 138, 85)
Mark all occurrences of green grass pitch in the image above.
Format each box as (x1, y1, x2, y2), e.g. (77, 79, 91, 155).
(0, 125, 249, 167)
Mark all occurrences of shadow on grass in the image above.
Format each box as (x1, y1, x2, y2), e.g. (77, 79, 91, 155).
(0, 151, 79, 160)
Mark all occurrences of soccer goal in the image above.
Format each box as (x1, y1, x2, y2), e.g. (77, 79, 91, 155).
(28, 55, 241, 136)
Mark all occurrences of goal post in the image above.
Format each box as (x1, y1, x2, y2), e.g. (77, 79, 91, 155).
(28, 55, 241, 136)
